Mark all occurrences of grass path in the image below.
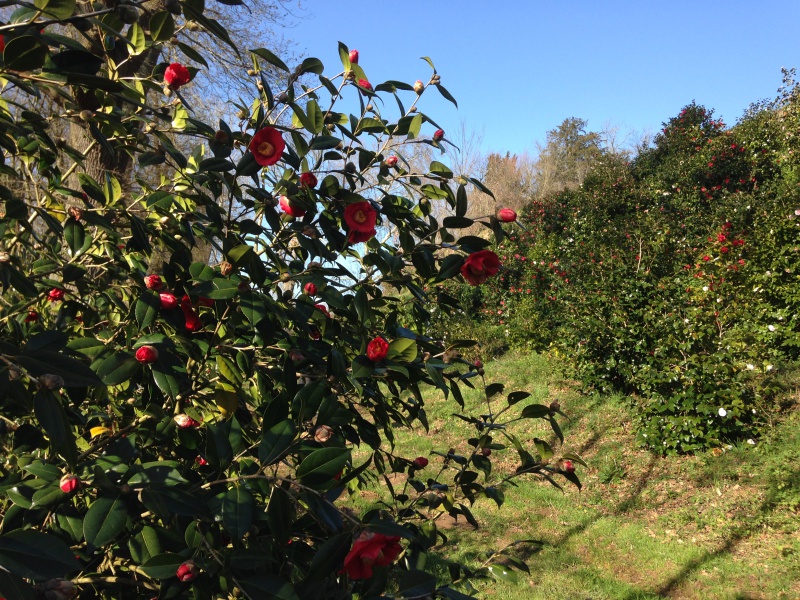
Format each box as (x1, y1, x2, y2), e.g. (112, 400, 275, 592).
(353, 351, 800, 599)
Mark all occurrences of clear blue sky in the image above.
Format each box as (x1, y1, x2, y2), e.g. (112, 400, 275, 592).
(287, 1, 800, 157)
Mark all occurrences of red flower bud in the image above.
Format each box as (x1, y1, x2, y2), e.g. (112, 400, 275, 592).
(357, 78, 372, 91)
(433, 129, 445, 142)
(562, 460, 575, 474)
(174, 414, 200, 429)
(349, 49, 359, 64)
(135, 345, 159, 364)
(164, 63, 191, 89)
(144, 274, 164, 290)
(176, 560, 199, 582)
(279, 195, 306, 218)
(59, 474, 81, 493)
(195, 456, 208, 466)
(385, 155, 398, 167)
(497, 208, 517, 223)
(48, 288, 65, 302)
(299, 172, 317, 188)
(159, 292, 178, 310)
(303, 282, 318, 296)
(25, 310, 39, 323)
(411, 456, 428, 469)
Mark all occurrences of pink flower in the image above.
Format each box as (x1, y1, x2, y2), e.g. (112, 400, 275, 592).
(249, 127, 285, 167)
(164, 63, 191, 89)
(341, 531, 402, 579)
(279, 195, 306, 218)
(366, 337, 389, 362)
(461, 250, 501, 286)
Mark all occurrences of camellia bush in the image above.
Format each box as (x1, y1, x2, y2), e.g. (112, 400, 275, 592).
(0, 1, 582, 598)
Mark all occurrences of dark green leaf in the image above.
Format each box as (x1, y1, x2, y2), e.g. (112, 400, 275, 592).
(258, 419, 296, 465)
(150, 11, 175, 42)
(0, 530, 81, 580)
(84, 494, 127, 549)
(297, 447, 351, 489)
(250, 48, 289, 71)
(222, 485, 254, 541)
(96, 352, 139, 386)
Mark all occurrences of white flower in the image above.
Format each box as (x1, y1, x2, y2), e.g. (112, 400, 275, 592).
(768, 325, 776, 332)
(795, 208, 800, 215)
(684, 318, 689, 324)
(746, 364, 755, 370)
(702, 286, 709, 292)
(718, 408, 728, 417)
(766, 364, 774, 371)
(747, 439, 756, 445)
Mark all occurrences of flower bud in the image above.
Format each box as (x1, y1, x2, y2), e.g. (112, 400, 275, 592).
(412, 456, 429, 469)
(144, 274, 164, 290)
(496, 208, 517, 223)
(39, 374, 65, 391)
(68, 206, 83, 221)
(303, 282, 317, 296)
(433, 129, 445, 142)
(219, 261, 234, 276)
(174, 414, 200, 429)
(299, 171, 317, 188)
(176, 560, 199, 582)
(135, 345, 159, 364)
(349, 49, 359, 64)
(59, 474, 81, 493)
(413, 80, 424, 94)
(314, 425, 334, 443)
(160, 292, 178, 310)
(214, 130, 230, 144)
(25, 310, 39, 323)
(385, 156, 398, 167)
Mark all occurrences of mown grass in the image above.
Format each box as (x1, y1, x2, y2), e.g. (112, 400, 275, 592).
(348, 351, 800, 599)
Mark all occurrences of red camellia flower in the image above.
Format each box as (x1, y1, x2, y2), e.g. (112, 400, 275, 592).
(164, 63, 191, 89)
(411, 457, 428, 469)
(461, 250, 501, 286)
(195, 456, 208, 466)
(304, 282, 318, 296)
(315, 303, 330, 318)
(385, 156, 398, 167)
(299, 171, 317, 188)
(144, 274, 163, 290)
(433, 129, 445, 142)
(717, 233, 727, 242)
(366, 337, 389, 362)
(249, 127, 285, 167)
(341, 531, 402, 579)
(702, 255, 711, 262)
(562, 460, 575, 474)
(496, 208, 517, 223)
(135, 345, 159, 364)
(279, 195, 306, 218)
(357, 78, 372, 91)
(0, 36, 5, 53)
(59, 474, 81, 494)
(160, 292, 179, 310)
(349, 49, 359, 64)
(180, 296, 202, 332)
(720, 246, 729, 254)
(48, 288, 65, 302)
(344, 201, 377, 243)
(176, 560, 199, 582)
(174, 414, 200, 429)
(25, 310, 39, 323)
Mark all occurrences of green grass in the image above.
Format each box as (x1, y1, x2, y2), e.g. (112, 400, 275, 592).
(348, 351, 800, 599)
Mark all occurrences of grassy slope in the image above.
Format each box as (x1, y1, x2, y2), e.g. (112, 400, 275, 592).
(351, 351, 800, 599)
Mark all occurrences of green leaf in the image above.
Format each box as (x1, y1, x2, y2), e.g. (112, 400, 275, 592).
(429, 161, 453, 178)
(137, 552, 185, 580)
(227, 243, 254, 265)
(222, 485, 254, 541)
(150, 11, 175, 42)
(136, 289, 160, 329)
(17, 350, 102, 387)
(34, 0, 75, 19)
(397, 570, 436, 599)
(298, 57, 323, 75)
(239, 292, 266, 326)
(533, 438, 554, 461)
(521, 404, 551, 419)
(0, 569, 36, 600)
(386, 337, 418, 362)
(485, 382, 504, 399)
(151, 363, 181, 398)
(128, 526, 162, 565)
(33, 392, 77, 465)
(304, 532, 351, 582)
(250, 48, 289, 72)
(258, 419, 296, 465)
(297, 447, 350, 489)
(0, 530, 81, 580)
(126, 22, 146, 55)
(84, 493, 127, 549)
(309, 135, 342, 150)
(31, 483, 66, 509)
(443, 216, 474, 229)
(238, 574, 299, 600)
(436, 83, 458, 108)
(436, 254, 464, 282)
(64, 219, 86, 257)
(96, 352, 139, 386)
(3, 36, 48, 72)
(217, 355, 243, 385)
(487, 564, 518, 583)
(507, 391, 531, 405)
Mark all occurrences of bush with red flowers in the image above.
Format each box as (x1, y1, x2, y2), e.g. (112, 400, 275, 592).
(0, 23, 580, 600)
